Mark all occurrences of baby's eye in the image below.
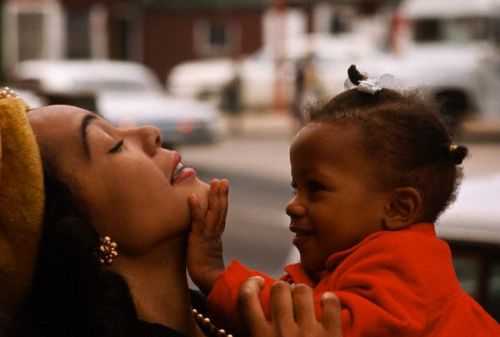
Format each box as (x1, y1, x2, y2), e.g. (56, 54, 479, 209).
(290, 181, 297, 195)
(307, 180, 324, 192)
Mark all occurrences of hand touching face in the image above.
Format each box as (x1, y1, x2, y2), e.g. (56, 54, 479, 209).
(187, 179, 229, 294)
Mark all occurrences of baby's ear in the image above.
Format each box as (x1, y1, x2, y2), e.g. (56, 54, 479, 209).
(382, 187, 422, 230)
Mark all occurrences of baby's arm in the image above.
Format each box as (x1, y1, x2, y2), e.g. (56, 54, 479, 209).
(187, 179, 229, 295)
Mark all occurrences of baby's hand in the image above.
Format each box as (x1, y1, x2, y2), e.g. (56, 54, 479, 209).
(187, 179, 229, 295)
(239, 277, 343, 337)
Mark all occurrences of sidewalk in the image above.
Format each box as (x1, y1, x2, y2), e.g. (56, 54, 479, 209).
(461, 117, 500, 142)
(182, 111, 500, 189)
(222, 110, 297, 140)
(221, 111, 500, 142)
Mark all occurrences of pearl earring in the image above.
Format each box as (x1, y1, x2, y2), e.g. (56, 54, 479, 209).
(98, 236, 119, 265)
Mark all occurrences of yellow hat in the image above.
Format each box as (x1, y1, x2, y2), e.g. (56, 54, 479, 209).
(0, 89, 44, 327)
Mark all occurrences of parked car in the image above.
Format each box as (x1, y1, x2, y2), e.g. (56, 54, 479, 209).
(169, 0, 499, 127)
(167, 33, 376, 109)
(12, 88, 47, 108)
(11, 60, 224, 147)
(356, 0, 500, 128)
(436, 173, 500, 320)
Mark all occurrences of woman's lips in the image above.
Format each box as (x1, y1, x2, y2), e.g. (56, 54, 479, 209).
(173, 167, 197, 184)
(170, 152, 197, 184)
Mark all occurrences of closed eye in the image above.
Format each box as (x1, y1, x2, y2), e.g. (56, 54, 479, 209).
(308, 180, 325, 192)
(291, 180, 297, 195)
(108, 139, 124, 154)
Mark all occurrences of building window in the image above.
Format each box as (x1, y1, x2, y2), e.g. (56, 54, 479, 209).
(17, 13, 45, 61)
(2, 0, 64, 72)
(194, 21, 240, 57)
(66, 8, 91, 59)
(329, 7, 353, 34)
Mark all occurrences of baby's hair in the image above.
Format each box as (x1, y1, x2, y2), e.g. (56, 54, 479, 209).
(347, 64, 367, 84)
(307, 66, 468, 222)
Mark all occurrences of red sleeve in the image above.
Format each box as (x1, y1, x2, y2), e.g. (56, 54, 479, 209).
(206, 260, 277, 335)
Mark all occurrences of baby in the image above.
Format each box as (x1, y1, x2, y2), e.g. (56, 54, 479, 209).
(187, 66, 499, 336)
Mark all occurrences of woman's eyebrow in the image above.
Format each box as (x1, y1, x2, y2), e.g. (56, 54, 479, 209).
(80, 114, 97, 159)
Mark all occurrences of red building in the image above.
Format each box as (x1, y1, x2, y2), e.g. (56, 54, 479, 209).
(2, 0, 267, 80)
(2, 0, 396, 81)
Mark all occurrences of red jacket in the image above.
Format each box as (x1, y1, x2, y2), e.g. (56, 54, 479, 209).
(207, 223, 499, 336)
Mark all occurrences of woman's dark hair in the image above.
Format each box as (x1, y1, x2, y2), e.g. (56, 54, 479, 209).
(307, 65, 468, 222)
(12, 159, 139, 337)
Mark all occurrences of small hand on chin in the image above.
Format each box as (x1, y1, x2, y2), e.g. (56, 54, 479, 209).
(191, 178, 210, 214)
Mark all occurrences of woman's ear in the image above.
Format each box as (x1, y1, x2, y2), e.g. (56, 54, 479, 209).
(382, 187, 422, 230)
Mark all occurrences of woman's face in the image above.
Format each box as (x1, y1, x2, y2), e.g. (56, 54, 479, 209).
(29, 105, 209, 256)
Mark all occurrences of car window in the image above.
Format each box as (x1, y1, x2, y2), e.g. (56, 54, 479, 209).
(486, 262, 500, 320)
(453, 254, 482, 298)
(451, 245, 500, 320)
(413, 17, 491, 43)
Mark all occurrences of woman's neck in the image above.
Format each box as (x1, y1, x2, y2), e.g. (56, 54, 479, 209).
(109, 236, 199, 336)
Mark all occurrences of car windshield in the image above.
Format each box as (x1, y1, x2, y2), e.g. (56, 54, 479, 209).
(413, 17, 494, 43)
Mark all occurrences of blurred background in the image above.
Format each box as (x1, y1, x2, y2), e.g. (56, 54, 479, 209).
(1, 0, 499, 320)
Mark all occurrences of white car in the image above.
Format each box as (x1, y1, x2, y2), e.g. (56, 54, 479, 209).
(12, 60, 224, 147)
(12, 88, 47, 108)
(167, 33, 376, 109)
(435, 173, 500, 320)
(356, 0, 500, 126)
(169, 0, 499, 125)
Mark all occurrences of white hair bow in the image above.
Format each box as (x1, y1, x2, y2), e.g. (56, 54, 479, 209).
(344, 73, 399, 94)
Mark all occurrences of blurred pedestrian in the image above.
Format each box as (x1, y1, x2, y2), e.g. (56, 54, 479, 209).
(221, 59, 243, 136)
(291, 53, 322, 132)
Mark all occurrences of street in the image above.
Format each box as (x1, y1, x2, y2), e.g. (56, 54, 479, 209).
(179, 114, 500, 278)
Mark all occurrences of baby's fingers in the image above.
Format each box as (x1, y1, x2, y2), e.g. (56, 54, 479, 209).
(239, 276, 269, 337)
(216, 179, 229, 235)
(320, 292, 342, 334)
(205, 179, 221, 234)
(188, 193, 204, 235)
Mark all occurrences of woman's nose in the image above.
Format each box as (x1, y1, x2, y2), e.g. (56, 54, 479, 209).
(129, 125, 162, 156)
(286, 196, 306, 218)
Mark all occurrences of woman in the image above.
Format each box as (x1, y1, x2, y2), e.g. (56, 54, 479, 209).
(2, 99, 342, 337)
(21, 104, 217, 337)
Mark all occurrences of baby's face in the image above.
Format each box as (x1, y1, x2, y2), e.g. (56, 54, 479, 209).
(287, 121, 390, 276)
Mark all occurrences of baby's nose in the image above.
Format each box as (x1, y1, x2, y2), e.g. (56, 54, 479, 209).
(286, 196, 306, 218)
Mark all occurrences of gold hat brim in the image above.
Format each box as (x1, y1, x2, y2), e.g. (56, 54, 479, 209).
(0, 97, 44, 322)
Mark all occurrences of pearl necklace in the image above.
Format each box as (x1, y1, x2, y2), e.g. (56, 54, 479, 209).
(192, 308, 233, 337)
(0, 87, 18, 99)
